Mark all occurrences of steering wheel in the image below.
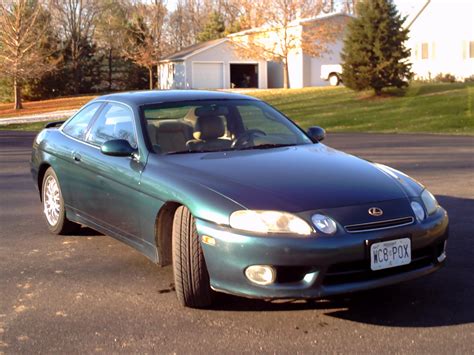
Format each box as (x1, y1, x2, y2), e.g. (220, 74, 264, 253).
(231, 129, 267, 149)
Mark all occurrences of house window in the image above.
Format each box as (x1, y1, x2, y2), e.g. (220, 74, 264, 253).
(470, 41, 474, 58)
(421, 43, 429, 59)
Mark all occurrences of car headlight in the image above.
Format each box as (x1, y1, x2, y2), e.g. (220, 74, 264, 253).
(411, 201, 425, 221)
(229, 210, 313, 235)
(311, 214, 338, 235)
(421, 189, 438, 216)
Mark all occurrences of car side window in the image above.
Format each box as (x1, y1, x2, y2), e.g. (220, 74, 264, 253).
(86, 103, 137, 148)
(62, 103, 102, 140)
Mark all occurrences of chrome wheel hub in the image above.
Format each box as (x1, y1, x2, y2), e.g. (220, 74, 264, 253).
(43, 175, 60, 226)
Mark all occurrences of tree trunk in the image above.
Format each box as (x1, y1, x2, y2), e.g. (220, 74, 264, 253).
(108, 48, 113, 91)
(283, 61, 290, 89)
(156, 64, 160, 90)
(72, 39, 79, 94)
(13, 78, 23, 110)
(148, 67, 154, 90)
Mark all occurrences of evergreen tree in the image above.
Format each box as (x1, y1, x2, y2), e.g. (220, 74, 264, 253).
(341, 0, 412, 95)
(197, 11, 226, 42)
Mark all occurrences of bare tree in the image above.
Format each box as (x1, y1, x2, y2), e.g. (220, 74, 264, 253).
(122, 0, 167, 89)
(166, 0, 263, 51)
(49, 0, 100, 93)
(167, 0, 207, 50)
(221, 0, 267, 30)
(167, 1, 192, 51)
(230, 0, 342, 88)
(0, 0, 54, 109)
(342, 0, 359, 15)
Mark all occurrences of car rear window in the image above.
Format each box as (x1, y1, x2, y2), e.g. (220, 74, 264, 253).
(62, 103, 102, 140)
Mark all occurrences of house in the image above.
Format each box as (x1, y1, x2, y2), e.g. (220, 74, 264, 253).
(159, 1, 473, 90)
(159, 13, 350, 90)
(158, 38, 268, 90)
(229, 13, 350, 89)
(405, 0, 474, 80)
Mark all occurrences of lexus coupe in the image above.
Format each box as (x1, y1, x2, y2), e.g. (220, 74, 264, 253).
(31, 91, 449, 308)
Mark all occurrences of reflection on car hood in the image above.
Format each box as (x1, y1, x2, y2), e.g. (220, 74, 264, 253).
(160, 144, 409, 212)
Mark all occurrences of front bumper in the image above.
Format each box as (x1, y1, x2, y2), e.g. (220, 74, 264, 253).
(196, 208, 449, 299)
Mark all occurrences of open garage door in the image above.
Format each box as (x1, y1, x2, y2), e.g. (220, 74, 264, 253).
(230, 63, 258, 88)
(192, 62, 224, 89)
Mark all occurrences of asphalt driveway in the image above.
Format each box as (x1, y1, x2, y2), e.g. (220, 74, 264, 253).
(0, 131, 473, 353)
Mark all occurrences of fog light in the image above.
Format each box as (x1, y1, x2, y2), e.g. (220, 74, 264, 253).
(245, 265, 276, 285)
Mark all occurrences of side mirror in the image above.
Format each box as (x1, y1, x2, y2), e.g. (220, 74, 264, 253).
(100, 139, 135, 157)
(307, 126, 326, 142)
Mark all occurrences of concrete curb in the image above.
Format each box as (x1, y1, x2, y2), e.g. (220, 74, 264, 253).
(0, 109, 77, 125)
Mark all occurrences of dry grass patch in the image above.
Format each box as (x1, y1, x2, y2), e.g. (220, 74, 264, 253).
(0, 95, 96, 118)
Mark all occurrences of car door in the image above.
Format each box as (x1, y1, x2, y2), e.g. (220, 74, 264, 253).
(58, 102, 104, 208)
(74, 102, 144, 240)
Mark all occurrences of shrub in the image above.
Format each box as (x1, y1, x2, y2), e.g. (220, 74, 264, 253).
(464, 75, 474, 83)
(434, 73, 456, 83)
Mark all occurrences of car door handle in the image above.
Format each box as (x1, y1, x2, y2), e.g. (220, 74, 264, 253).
(72, 152, 82, 162)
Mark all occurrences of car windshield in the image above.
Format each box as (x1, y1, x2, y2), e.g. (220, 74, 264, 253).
(141, 99, 312, 154)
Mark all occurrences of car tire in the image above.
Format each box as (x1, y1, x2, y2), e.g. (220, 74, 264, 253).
(41, 167, 80, 235)
(172, 206, 213, 308)
(329, 74, 340, 86)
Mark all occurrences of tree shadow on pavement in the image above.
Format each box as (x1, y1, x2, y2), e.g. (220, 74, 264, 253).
(212, 195, 474, 328)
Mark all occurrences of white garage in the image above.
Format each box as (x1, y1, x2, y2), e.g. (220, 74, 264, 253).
(159, 38, 268, 90)
(192, 62, 224, 89)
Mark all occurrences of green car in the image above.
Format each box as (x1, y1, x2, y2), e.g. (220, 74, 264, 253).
(31, 91, 449, 308)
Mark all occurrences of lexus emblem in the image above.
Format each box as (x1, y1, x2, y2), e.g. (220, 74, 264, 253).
(368, 207, 383, 217)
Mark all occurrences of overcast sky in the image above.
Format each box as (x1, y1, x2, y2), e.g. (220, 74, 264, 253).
(164, 0, 423, 14)
(164, 0, 472, 18)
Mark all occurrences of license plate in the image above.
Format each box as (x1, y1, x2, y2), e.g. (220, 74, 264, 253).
(370, 238, 411, 271)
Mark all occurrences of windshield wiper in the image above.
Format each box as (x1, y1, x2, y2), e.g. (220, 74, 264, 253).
(236, 143, 297, 151)
(166, 144, 296, 155)
(166, 148, 234, 155)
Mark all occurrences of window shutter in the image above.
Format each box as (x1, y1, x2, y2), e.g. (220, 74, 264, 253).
(462, 40, 467, 59)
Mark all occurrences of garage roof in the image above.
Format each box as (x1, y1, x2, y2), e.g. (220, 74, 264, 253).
(159, 38, 227, 63)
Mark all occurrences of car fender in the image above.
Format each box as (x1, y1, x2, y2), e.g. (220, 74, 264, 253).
(139, 157, 246, 226)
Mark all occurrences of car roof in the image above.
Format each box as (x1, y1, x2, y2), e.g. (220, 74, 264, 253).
(92, 90, 260, 107)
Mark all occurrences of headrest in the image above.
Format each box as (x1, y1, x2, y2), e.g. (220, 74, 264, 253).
(154, 120, 192, 133)
(194, 115, 225, 140)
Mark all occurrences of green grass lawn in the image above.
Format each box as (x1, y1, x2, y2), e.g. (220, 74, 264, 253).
(250, 82, 474, 135)
(1, 82, 473, 134)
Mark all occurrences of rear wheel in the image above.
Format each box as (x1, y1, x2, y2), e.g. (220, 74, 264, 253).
(41, 167, 79, 235)
(329, 73, 340, 86)
(172, 206, 213, 308)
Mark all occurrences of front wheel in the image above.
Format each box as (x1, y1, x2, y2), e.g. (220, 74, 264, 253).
(329, 73, 341, 86)
(41, 167, 80, 235)
(172, 206, 213, 308)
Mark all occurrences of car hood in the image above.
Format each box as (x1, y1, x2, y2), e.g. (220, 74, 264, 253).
(160, 144, 410, 212)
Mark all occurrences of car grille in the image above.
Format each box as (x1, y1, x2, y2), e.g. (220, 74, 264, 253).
(322, 243, 440, 286)
(344, 217, 415, 233)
